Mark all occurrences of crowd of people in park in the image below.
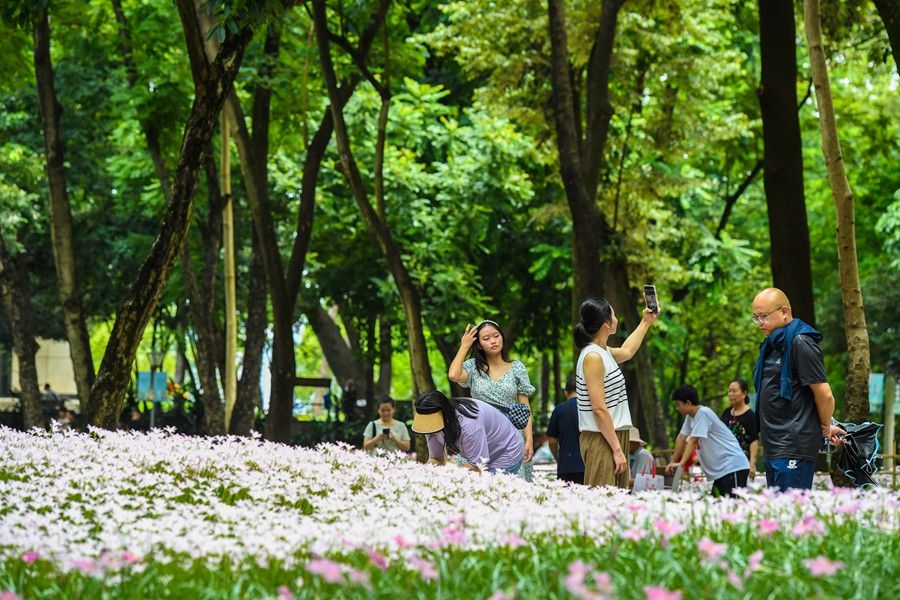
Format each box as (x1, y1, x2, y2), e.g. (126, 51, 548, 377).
(393, 286, 847, 495)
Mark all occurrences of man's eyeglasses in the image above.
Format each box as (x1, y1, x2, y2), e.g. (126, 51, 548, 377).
(751, 306, 784, 324)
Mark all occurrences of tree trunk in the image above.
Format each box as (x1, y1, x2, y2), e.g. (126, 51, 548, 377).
(757, 0, 816, 325)
(32, 10, 95, 409)
(222, 115, 238, 430)
(232, 229, 267, 436)
(85, 1, 253, 429)
(548, 0, 668, 444)
(312, 0, 434, 397)
(539, 353, 550, 429)
(180, 248, 226, 435)
(376, 315, 392, 396)
(0, 238, 44, 429)
(547, 0, 610, 309)
(873, 0, 900, 75)
(803, 0, 871, 421)
(305, 302, 366, 390)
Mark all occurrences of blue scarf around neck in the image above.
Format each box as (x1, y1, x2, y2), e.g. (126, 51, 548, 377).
(753, 318, 822, 401)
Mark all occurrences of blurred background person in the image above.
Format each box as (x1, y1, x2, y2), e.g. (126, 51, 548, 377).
(362, 395, 411, 455)
(720, 377, 759, 480)
(547, 374, 585, 484)
(628, 426, 654, 481)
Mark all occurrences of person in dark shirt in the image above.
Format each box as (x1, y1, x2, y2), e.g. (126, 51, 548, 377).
(751, 288, 845, 490)
(546, 375, 585, 484)
(720, 377, 759, 480)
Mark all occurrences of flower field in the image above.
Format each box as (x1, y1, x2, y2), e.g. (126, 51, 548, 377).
(0, 427, 898, 599)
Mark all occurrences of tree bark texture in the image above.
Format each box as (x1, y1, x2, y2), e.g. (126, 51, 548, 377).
(84, 1, 253, 429)
(803, 0, 871, 421)
(873, 0, 900, 75)
(305, 302, 366, 391)
(0, 238, 44, 429)
(757, 0, 816, 325)
(312, 0, 435, 397)
(231, 230, 267, 436)
(32, 11, 96, 409)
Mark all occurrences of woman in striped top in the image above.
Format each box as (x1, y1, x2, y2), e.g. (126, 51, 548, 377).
(575, 297, 659, 488)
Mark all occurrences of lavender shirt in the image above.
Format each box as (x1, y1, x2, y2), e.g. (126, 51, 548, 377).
(425, 400, 524, 470)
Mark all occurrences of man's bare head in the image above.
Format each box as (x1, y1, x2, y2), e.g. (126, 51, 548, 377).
(752, 288, 792, 335)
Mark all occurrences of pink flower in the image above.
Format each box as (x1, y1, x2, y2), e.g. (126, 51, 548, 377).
(727, 571, 744, 590)
(746, 550, 764, 575)
(504, 533, 527, 548)
(592, 572, 613, 595)
(1, 591, 23, 600)
(757, 519, 780, 536)
(70, 558, 97, 576)
(621, 527, 648, 541)
(792, 515, 825, 537)
(644, 586, 682, 600)
(627, 503, 647, 513)
(121, 551, 141, 565)
(393, 535, 414, 548)
(654, 519, 684, 539)
(836, 501, 861, 515)
(697, 537, 727, 562)
(21, 552, 39, 564)
(441, 524, 467, 546)
(803, 556, 845, 577)
(347, 569, 371, 588)
(408, 555, 438, 581)
(368, 550, 389, 571)
(277, 585, 294, 600)
(306, 558, 344, 584)
(721, 511, 741, 523)
(488, 592, 515, 600)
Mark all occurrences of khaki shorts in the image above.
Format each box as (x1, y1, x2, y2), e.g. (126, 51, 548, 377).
(580, 429, 630, 488)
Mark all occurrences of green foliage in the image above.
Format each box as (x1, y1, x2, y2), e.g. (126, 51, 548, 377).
(1, 525, 897, 599)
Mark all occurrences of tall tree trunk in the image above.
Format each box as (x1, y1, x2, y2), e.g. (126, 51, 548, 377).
(803, 0, 871, 421)
(224, 5, 383, 440)
(305, 302, 366, 390)
(873, 0, 900, 75)
(32, 10, 95, 409)
(757, 0, 816, 325)
(232, 230, 267, 435)
(539, 353, 550, 429)
(85, 1, 253, 428)
(548, 0, 668, 445)
(222, 114, 238, 430)
(547, 0, 609, 308)
(376, 315, 392, 396)
(0, 237, 44, 429)
(312, 0, 434, 397)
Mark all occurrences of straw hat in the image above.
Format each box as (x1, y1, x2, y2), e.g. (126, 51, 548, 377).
(628, 426, 646, 445)
(411, 391, 447, 434)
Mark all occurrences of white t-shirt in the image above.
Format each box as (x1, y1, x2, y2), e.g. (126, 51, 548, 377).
(679, 405, 750, 480)
(576, 343, 632, 432)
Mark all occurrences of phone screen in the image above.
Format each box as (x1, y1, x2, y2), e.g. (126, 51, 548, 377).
(383, 428, 391, 437)
(643, 285, 659, 314)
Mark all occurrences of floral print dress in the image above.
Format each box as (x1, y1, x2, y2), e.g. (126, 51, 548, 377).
(460, 358, 536, 479)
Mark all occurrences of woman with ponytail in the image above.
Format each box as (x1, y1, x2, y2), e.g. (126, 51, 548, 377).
(575, 297, 660, 487)
(411, 390, 524, 474)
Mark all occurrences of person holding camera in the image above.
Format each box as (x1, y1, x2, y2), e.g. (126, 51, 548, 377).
(575, 296, 659, 488)
(362, 395, 411, 455)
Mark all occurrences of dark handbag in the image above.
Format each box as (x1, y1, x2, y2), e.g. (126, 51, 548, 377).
(485, 400, 531, 430)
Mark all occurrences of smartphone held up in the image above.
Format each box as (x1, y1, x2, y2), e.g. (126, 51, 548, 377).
(643, 284, 659, 314)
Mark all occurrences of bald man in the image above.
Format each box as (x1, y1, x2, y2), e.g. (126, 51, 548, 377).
(751, 288, 845, 490)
